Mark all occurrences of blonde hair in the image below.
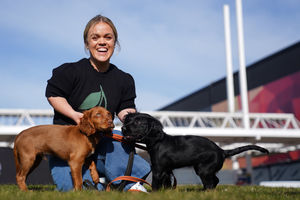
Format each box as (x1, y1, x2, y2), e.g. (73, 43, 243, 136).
(83, 15, 120, 49)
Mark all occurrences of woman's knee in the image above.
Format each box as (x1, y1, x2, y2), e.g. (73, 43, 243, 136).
(48, 156, 73, 191)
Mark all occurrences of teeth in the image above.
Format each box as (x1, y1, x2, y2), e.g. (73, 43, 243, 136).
(97, 48, 107, 52)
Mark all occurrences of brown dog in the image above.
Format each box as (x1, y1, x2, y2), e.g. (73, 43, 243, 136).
(13, 106, 114, 191)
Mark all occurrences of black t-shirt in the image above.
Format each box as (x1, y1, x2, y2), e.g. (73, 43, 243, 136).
(45, 58, 136, 125)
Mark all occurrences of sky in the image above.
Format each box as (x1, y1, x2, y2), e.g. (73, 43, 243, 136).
(0, 0, 299, 111)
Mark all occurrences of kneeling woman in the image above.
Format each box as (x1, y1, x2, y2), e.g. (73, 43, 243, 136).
(45, 14, 151, 192)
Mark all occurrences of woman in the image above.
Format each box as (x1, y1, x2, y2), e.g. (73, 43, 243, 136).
(45, 15, 151, 192)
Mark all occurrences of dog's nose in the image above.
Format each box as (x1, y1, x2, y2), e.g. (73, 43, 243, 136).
(123, 135, 134, 142)
(107, 119, 114, 128)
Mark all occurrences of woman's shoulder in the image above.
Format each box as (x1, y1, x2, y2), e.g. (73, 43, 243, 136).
(110, 63, 134, 80)
(52, 58, 89, 75)
(55, 58, 88, 70)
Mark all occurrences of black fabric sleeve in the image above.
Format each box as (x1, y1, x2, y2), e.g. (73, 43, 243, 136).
(117, 73, 136, 114)
(45, 64, 74, 98)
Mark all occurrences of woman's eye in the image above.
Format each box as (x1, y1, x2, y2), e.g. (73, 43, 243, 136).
(96, 113, 101, 117)
(90, 35, 98, 40)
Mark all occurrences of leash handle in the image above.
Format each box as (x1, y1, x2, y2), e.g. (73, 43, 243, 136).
(106, 176, 151, 191)
(116, 150, 134, 191)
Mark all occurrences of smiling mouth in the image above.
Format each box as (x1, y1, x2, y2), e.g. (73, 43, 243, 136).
(97, 48, 108, 53)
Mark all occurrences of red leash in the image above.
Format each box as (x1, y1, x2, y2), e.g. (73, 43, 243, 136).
(104, 133, 147, 151)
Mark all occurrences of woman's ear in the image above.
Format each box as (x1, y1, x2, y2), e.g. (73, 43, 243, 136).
(79, 110, 95, 136)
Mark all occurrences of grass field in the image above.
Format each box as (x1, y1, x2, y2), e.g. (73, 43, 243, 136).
(1, 184, 300, 200)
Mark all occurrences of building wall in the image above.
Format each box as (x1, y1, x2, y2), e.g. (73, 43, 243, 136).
(253, 161, 300, 185)
(160, 42, 300, 118)
(212, 71, 300, 121)
(0, 147, 53, 185)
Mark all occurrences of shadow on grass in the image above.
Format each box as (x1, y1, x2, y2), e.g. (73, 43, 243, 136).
(28, 185, 56, 191)
(175, 185, 206, 192)
(262, 189, 300, 197)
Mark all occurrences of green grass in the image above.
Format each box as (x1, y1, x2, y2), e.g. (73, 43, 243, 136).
(1, 184, 300, 200)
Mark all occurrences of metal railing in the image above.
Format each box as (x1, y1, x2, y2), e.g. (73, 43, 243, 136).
(0, 109, 299, 150)
(146, 111, 300, 129)
(1, 109, 299, 129)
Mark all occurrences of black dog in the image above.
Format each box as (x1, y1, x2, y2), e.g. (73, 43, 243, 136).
(122, 112, 269, 190)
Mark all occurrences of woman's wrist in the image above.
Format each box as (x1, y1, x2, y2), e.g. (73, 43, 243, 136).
(70, 111, 84, 125)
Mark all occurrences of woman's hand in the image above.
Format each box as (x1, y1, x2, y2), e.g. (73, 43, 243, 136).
(70, 111, 84, 125)
(47, 96, 83, 124)
(117, 108, 136, 123)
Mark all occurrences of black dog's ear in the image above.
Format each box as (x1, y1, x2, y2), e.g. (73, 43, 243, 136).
(151, 118, 163, 131)
(141, 113, 162, 130)
(147, 118, 164, 141)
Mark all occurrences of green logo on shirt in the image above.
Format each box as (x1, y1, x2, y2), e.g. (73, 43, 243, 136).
(78, 85, 107, 110)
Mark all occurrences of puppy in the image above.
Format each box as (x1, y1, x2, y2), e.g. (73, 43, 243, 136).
(122, 112, 269, 190)
(13, 106, 114, 191)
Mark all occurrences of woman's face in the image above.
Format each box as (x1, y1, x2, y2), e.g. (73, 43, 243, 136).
(86, 22, 115, 65)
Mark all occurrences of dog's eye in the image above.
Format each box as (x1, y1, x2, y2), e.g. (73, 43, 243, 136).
(134, 120, 143, 126)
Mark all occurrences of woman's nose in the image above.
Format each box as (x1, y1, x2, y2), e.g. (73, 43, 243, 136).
(97, 37, 105, 45)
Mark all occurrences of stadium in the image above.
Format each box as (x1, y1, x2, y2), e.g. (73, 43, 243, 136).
(1, 41, 300, 187)
(159, 41, 300, 186)
(0, 0, 300, 192)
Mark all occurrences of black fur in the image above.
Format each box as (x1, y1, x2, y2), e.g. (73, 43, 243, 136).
(122, 112, 269, 190)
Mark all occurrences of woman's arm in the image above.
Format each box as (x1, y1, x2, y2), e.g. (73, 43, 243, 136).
(117, 108, 136, 123)
(47, 96, 83, 124)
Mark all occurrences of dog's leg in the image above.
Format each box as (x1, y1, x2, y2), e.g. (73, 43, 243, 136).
(85, 159, 99, 185)
(212, 175, 219, 188)
(151, 176, 161, 191)
(27, 155, 43, 176)
(13, 147, 24, 191)
(194, 163, 219, 190)
(15, 152, 37, 191)
(161, 171, 172, 189)
(69, 159, 84, 190)
(16, 172, 27, 191)
(201, 174, 219, 190)
(152, 169, 167, 191)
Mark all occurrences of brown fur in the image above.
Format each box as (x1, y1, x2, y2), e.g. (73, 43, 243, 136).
(13, 106, 114, 191)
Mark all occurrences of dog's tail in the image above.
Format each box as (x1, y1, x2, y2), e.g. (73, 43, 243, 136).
(13, 144, 20, 173)
(13, 135, 22, 173)
(224, 145, 269, 158)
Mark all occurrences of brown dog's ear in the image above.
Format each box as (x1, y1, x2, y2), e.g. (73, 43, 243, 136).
(79, 110, 95, 136)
